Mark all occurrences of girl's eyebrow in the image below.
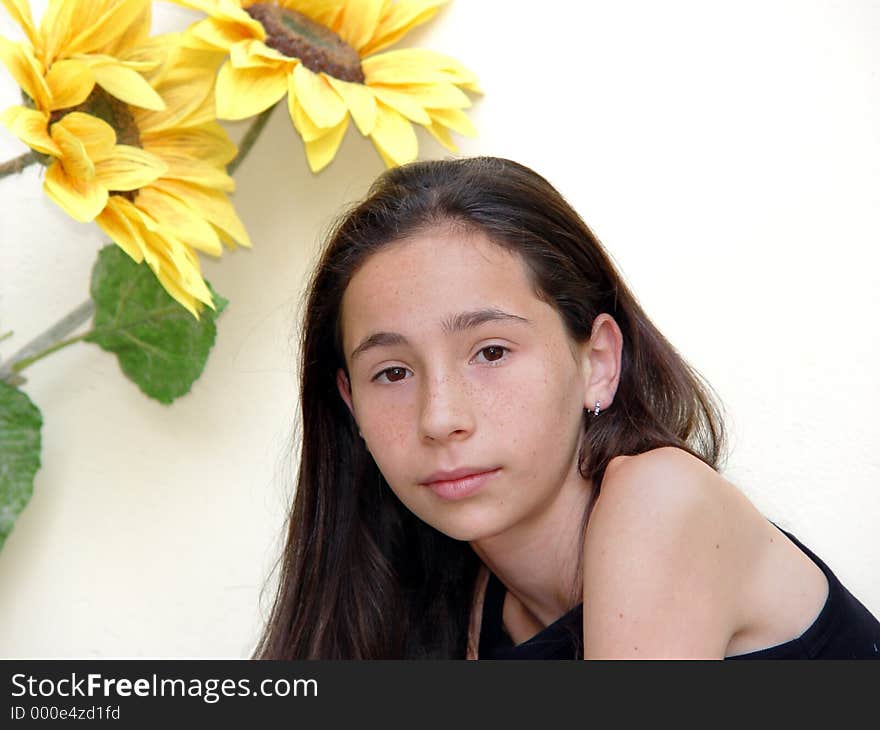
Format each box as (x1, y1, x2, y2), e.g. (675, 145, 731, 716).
(349, 307, 533, 362)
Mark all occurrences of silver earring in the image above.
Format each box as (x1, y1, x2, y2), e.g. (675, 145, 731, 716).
(593, 400, 601, 417)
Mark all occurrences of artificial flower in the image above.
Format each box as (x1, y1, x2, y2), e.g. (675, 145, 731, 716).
(0, 0, 167, 114)
(1, 6, 250, 317)
(172, 0, 481, 171)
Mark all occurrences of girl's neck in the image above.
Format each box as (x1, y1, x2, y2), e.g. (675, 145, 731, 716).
(469, 470, 595, 628)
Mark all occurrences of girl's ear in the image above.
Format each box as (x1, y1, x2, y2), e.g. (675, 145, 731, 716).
(580, 313, 623, 410)
(337, 369, 365, 441)
(336, 368, 355, 415)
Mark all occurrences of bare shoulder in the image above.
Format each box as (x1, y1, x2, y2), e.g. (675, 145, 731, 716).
(595, 446, 747, 541)
(582, 446, 770, 658)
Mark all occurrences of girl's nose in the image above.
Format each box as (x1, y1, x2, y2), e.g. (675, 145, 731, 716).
(418, 371, 476, 443)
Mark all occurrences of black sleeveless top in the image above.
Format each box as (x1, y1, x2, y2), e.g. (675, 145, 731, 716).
(478, 522, 880, 659)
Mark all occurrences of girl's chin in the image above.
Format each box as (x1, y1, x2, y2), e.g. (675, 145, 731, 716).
(424, 517, 509, 544)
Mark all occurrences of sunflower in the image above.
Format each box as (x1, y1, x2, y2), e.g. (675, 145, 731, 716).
(1, 3, 250, 318)
(172, 0, 481, 171)
(0, 0, 167, 114)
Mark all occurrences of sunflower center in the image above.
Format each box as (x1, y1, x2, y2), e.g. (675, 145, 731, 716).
(50, 87, 142, 201)
(50, 86, 142, 148)
(245, 3, 365, 83)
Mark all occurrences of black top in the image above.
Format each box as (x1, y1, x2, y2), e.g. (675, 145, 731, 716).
(478, 522, 880, 659)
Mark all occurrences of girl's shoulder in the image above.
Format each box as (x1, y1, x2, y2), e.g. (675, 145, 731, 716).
(582, 446, 788, 657)
(593, 446, 775, 572)
(598, 445, 749, 526)
(602, 445, 718, 491)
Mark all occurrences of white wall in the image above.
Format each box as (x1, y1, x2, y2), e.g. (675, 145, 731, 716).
(0, 0, 877, 657)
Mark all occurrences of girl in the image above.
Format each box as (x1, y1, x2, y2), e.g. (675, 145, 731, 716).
(252, 156, 880, 659)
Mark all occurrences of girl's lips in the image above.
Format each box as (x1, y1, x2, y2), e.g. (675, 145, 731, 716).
(422, 468, 501, 501)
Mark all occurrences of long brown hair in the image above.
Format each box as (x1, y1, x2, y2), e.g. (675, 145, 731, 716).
(252, 156, 727, 659)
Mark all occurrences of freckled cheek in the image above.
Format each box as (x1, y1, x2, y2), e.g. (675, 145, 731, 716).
(510, 358, 578, 455)
(362, 408, 408, 449)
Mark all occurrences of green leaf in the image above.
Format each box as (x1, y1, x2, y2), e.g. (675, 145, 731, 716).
(0, 381, 42, 551)
(85, 245, 229, 405)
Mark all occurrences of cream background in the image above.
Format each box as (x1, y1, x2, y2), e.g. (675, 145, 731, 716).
(0, 1, 877, 657)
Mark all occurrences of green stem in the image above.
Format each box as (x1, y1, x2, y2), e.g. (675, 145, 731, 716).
(0, 330, 12, 344)
(0, 150, 40, 179)
(228, 103, 277, 175)
(0, 299, 95, 382)
(1, 302, 184, 380)
(9, 332, 92, 374)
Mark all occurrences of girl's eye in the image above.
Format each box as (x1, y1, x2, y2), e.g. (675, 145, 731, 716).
(373, 366, 410, 384)
(371, 346, 510, 384)
(475, 345, 509, 364)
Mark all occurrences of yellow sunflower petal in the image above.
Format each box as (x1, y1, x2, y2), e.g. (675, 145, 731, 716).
(133, 58, 216, 134)
(146, 43, 223, 86)
(50, 123, 97, 179)
(116, 34, 177, 79)
(1, 0, 39, 46)
(368, 86, 431, 125)
(162, 284, 205, 318)
(141, 122, 238, 166)
(115, 56, 163, 73)
(200, 0, 265, 32)
(43, 159, 108, 222)
(96, 196, 146, 263)
(52, 111, 116, 162)
(216, 59, 288, 120)
(90, 61, 166, 111)
(362, 48, 479, 87)
(75, 50, 156, 68)
(364, 65, 460, 87)
(103, 1, 152, 57)
(360, 0, 447, 57)
(229, 38, 290, 68)
(304, 114, 349, 173)
(95, 145, 168, 191)
(153, 269, 206, 318)
(134, 186, 223, 256)
(39, 0, 79, 65)
(151, 178, 252, 249)
(161, 157, 235, 192)
(282, 0, 345, 30)
(120, 188, 227, 316)
(133, 229, 208, 317)
(115, 199, 162, 269)
(172, 0, 237, 16)
(45, 59, 95, 110)
(65, 0, 152, 57)
(115, 198, 213, 310)
(145, 228, 215, 310)
(169, 241, 212, 301)
(370, 102, 417, 167)
(325, 76, 376, 136)
(0, 37, 51, 109)
(372, 81, 471, 110)
(291, 63, 347, 129)
(287, 93, 323, 143)
(335, 0, 387, 53)
(428, 107, 476, 137)
(423, 120, 456, 152)
(188, 13, 265, 51)
(372, 142, 396, 169)
(0, 106, 60, 155)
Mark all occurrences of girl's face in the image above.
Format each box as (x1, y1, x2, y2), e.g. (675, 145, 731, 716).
(336, 227, 604, 542)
